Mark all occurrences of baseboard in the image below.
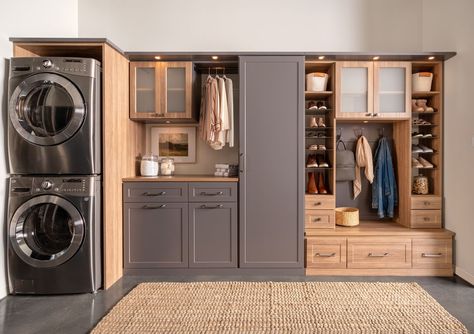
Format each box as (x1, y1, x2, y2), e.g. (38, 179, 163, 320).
(455, 266, 474, 285)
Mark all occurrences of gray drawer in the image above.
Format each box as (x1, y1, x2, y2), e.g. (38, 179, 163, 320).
(123, 182, 188, 203)
(189, 182, 237, 202)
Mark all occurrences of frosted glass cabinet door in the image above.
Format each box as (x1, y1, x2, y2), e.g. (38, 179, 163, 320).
(374, 62, 411, 118)
(163, 62, 193, 119)
(336, 62, 373, 118)
(130, 62, 159, 119)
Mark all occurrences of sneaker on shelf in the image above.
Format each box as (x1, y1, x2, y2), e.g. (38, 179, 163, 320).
(317, 117, 326, 127)
(310, 116, 318, 128)
(422, 133, 433, 138)
(306, 154, 319, 168)
(412, 157, 423, 168)
(419, 144, 434, 153)
(308, 144, 319, 151)
(316, 101, 327, 110)
(412, 132, 423, 138)
(419, 157, 434, 168)
(307, 101, 318, 110)
(412, 145, 424, 153)
(317, 157, 329, 168)
(318, 144, 327, 150)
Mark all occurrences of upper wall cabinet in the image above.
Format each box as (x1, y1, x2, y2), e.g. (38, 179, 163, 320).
(130, 61, 193, 121)
(336, 61, 411, 119)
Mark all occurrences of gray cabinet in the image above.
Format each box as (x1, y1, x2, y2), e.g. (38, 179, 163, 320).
(124, 202, 188, 268)
(239, 56, 304, 268)
(189, 202, 237, 268)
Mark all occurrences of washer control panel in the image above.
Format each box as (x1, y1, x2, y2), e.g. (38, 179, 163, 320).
(10, 176, 99, 197)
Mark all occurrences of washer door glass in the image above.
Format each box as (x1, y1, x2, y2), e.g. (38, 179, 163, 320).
(10, 195, 85, 268)
(9, 73, 85, 146)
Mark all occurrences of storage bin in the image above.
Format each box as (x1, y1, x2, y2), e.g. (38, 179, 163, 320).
(306, 72, 328, 92)
(412, 72, 433, 92)
(335, 207, 359, 227)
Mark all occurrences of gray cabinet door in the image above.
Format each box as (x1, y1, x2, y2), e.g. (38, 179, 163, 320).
(239, 56, 304, 268)
(124, 202, 188, 268)
(189, 203, 237, 268)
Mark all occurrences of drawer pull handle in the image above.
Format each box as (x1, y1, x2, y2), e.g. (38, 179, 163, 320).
(315, 252, 336, 257)
(313, 202, 322, 206)
(200, 204, 224, 209)
(368, 252, 389, 257)
(199, 191, 224, 196)
(424, 201, 431, 206)
(422, 253, 443, 258)
(142, 204, 167, 209)
(312, 218, 322, 222)
(423, 217, 431, 221)
(143, 191, 166, 196)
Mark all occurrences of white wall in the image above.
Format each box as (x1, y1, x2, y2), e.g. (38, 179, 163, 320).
(0, 0, 78, 299)
(422, 0, 474, 285)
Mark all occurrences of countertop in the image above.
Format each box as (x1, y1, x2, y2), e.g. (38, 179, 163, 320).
(123, 175, 239, 182)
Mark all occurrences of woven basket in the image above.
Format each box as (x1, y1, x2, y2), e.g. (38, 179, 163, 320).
(412, 72, 433, 92)
(335, 207, 359, 227)
(306, 72, 328, 92)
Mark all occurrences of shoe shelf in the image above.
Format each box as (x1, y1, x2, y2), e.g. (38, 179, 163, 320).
(411, 111, 438, 115)
(305, 109, 332, 115)
(305, 127, 333, 131)
(412, 91, 441, 98)
(305, 91, 333, 98)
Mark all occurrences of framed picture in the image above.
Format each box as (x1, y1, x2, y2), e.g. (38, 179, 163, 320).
(151, 127, 196, 163)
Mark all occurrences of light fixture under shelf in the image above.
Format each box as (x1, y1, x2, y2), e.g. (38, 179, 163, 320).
(318, 56, 325, 60)
(373, 56, 380, 60)
(428, 56, 435, 60)
(212, 56, 219, 60)
(154, 56, 161, 60)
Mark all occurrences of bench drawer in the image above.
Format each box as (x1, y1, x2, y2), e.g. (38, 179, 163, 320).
(123, 182, 188, 202)
(189, 182, 237, 202)
(305, 210, 335, 229)
(412, 239, 452, 269)
(306, 237, 346, 269)
(347, 237, 412, 269)
(305, 195, 335, 210)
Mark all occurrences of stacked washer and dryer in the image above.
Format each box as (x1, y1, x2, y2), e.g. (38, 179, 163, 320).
(7, 57, 102, 294)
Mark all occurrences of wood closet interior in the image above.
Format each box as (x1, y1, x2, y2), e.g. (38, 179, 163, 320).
(10, 38, 456, 287)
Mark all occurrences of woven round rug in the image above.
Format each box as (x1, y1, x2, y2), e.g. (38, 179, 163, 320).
(92, 281, 467, 333)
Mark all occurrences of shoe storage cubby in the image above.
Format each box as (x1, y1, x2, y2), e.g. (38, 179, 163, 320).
(305, 61, 335, 197)
(410, 61, 443, 228)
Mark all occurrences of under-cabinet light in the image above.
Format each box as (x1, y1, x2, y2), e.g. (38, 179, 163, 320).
(373, 56, 380, 60)
(318, 56, 325, 60)
(212, 56, 219, 60)
(154, 56, 161, 60)
(428, 56, 435, 60)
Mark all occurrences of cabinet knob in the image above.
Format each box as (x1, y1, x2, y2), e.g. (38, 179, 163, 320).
(423, 217, 431, 221)
(312, 217, 321, 222)
(424, 201, 431, 206)
(365, 113, 372, 117)
(314, 202, 322, 206)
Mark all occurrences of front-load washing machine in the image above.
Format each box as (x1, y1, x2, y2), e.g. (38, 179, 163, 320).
(8, 57, 101, 175)
(7, 175, 101, 294)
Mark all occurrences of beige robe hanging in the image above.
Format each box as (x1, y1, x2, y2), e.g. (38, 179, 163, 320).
(353, 135, 374, 199)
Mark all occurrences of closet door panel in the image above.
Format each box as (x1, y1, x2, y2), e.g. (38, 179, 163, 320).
(239, 56, 304, 268)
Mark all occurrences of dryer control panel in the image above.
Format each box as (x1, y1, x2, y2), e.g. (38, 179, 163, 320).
(10, 57, 100, 79)
(10, 176, 100, 197)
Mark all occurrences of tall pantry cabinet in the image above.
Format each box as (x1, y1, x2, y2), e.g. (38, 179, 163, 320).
(239, 56, 305, 270)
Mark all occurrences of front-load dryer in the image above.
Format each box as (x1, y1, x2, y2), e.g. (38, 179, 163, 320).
(8, 57, 101, 175)
(7, 175, 101, 294)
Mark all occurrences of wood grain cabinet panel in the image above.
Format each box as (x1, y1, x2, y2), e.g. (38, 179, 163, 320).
(412, 239, 452, 269)
(410, 210, 442, 228)
(411, 196, 442, 210)
(347, 237, 412, 269)
(305, 195, 335, 210)
(189, 203, 237, 268)
(306, 237, 347, 269)
(305, 209, 335, 229)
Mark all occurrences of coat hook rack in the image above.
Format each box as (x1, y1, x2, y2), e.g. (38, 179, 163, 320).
(336, 128, 343, 141)
(353, 127, 364, 138)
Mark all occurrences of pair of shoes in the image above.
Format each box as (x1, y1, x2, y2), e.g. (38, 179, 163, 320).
(308, 144, 327, 151)
(307, 172, 328, 194)
(306, 155, 330, 168)
(412, 99, 434, 112)
(412, 157, 434, 168)
(306, 100, 328, 110)
(412, 132, 433, 138)
(310, 117, 326, 128)
(413, 118, 431, 125)
(412, 144, 433, 153)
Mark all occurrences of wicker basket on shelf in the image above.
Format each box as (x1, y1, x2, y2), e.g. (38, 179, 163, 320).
(335, 207, 359, 227)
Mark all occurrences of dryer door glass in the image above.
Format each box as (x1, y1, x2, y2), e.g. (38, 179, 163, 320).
(9, 73, 85, 146)
(9, 195, 85, 268)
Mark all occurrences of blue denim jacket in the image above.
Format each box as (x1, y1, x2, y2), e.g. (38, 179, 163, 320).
(372, 137, 398, 218)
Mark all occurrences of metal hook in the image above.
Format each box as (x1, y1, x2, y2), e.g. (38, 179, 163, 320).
(353, 127, 364, 138)
(379, 127, 385, 137)
(336, 128, 342, 141)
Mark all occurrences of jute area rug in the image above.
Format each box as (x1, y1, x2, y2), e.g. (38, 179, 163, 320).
(92, 282, 468, 333)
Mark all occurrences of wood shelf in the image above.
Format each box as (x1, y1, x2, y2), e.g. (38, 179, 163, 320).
(305, 91, 333, 98)
(412, 91, 441, 98)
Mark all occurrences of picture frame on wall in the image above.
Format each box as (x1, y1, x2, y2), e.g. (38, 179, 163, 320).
(151, 127, 196, 163)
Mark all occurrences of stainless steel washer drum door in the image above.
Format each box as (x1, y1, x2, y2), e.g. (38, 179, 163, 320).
(9, 73, 85, 146)
(9, 195, 85, 268)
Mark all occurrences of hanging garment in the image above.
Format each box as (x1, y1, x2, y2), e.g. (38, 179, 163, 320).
(210, 76, 229, 150)
(199, 76, 219, 144)
(372, 137, 398, 218)
(353, 135, 374, 199)
(224, 76, 234, 147)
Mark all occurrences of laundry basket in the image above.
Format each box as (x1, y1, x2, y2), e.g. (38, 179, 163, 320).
(412, 72, 433, 92)
(306, 72, 328, 92)
(335, 207, 359, 227)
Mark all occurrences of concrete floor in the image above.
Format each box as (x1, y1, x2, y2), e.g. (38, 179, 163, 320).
(0, 275, 472, 334)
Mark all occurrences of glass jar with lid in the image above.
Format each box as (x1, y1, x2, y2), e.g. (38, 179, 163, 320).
(412, 174, 429, 194)
(160, 158, 175, 176)
(140, 154, 159, 177)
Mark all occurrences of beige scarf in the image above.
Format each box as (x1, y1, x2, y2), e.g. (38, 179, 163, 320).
(353, 135, 374, 199)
